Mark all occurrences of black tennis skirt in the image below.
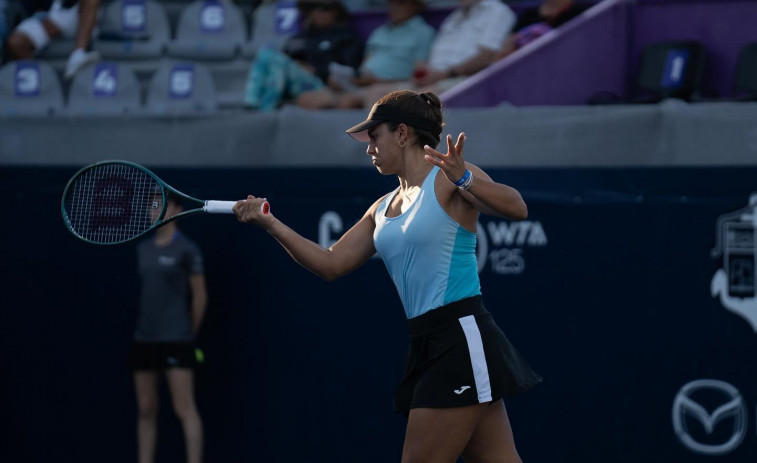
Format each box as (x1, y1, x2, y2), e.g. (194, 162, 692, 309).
(394, 296, 542, 415)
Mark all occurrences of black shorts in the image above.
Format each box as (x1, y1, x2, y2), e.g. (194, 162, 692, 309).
(394, 296, 542, 416)
(127, 341, 197, 371)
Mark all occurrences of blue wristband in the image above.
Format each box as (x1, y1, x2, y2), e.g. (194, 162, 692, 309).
(453, 169, 471, 187)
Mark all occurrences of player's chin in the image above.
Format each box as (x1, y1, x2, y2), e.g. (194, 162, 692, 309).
(374, 166, 393, 176)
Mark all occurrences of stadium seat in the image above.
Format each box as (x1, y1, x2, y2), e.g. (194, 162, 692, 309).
(145, 60, 218, 114)
(0, 60, 65, 115)
(634, 40, 707, 103)
(166, 0, 247, 61)
(201, 60, 251, 108)
(732, 42, 757, 100)
(94, 0, 171, 59)
(588, 40, 707, 104)
(66, 61, 142, 114)
(241, 0, 300, 58)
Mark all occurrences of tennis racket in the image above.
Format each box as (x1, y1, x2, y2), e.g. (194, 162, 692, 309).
(61, 160, 269, 245)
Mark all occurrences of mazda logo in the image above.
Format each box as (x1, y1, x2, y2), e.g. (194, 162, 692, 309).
(672, 379, 748, 455)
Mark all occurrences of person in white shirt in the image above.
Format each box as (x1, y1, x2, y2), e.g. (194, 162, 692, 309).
(360, 0, 515, 105)
(415, 0, 515, 87)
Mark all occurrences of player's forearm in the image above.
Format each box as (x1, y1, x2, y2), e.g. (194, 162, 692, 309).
(191, 294, 207, 334)
(266, 218, 341, 281)
(191, 304, 206, 334)
(464, 177, 528, 220)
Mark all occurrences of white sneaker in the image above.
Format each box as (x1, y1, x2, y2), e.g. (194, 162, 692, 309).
(64, 48, 101, 80)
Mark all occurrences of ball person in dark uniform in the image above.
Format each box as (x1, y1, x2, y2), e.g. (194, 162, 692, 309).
(128, 191, 207, 463)
(233, 90, 541, 462)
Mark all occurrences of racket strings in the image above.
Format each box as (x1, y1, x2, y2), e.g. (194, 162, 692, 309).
(63, 164, 160, 244)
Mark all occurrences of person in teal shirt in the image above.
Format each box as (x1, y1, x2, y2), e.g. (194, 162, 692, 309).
(357, 0, 435, 83)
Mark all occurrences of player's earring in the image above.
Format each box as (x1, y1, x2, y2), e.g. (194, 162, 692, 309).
(399, 139, 407, 148)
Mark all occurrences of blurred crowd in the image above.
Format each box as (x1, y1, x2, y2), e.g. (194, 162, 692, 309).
(0, 0, 589, 110)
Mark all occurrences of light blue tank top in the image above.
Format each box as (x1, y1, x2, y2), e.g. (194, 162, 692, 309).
(373, 166, 481, 319)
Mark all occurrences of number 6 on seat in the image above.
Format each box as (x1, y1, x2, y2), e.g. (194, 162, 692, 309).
(61, 160, 269, 245)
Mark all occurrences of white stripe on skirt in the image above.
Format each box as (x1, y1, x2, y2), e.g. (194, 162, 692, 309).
(459, 315, 492, 402)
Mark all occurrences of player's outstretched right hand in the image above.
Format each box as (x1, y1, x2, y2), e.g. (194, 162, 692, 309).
(233, 195, 273, 229)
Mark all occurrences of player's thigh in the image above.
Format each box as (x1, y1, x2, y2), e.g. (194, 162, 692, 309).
(461, 399, 521, 463)
(133, 371, 160, 414)
(165, 368, 198, 414)
(10, 16, 56, 54)
(402, 403, 489, 463)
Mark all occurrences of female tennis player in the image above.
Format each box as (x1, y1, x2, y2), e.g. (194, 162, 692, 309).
(233, 90, 541, 463)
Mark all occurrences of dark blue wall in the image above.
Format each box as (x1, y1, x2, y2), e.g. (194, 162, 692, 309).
(2, 166, 757, 462)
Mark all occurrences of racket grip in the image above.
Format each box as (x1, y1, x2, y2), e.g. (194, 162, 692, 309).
(204, 201, 236, 213)
(204, 200, 270, 215)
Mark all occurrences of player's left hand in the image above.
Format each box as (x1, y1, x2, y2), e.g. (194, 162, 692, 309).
(423, 132, 467, 185)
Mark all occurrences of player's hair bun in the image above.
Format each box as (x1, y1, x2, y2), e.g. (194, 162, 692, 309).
(419, 92, 442, 109)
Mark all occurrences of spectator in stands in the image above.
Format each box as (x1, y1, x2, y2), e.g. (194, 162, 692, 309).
(357, 0, 516, 106)
(297, 0, 436, 109)
(244, 0, 363, 111)
(5, 0, 100, 79)
(495, 0, 587, 60)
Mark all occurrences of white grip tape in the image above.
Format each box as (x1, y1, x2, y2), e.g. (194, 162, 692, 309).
(204, 200, 270, 214)
(204, 200, 236, 214)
